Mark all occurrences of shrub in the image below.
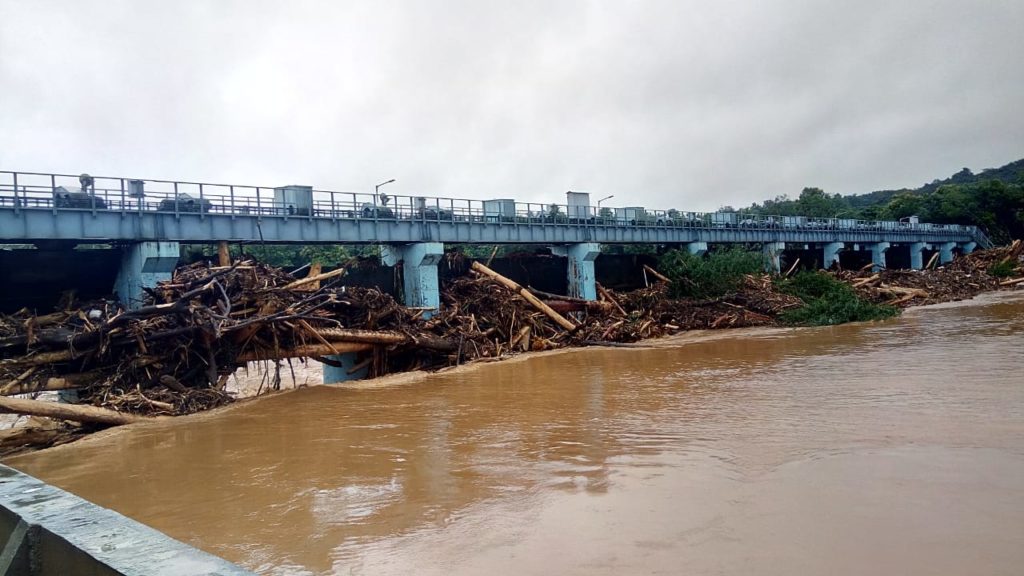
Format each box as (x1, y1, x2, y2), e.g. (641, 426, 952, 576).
(989, 260, 1017, 278)
(777, 271, 899, 326)
(658, 247, 765, 299)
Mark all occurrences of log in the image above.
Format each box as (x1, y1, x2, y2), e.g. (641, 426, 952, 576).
(237, 342, 373, 362)
(642, 264, 671, 284)
(281, 268, 345, 290)
(297, 262, 323, 291)
(999, 277, 1024, 286)
(596, 283, 628, 317)
(0, 373, 100, 396)
(314, 327, 458, 352)
(852, 274, 881, 288)
(470, 261, 577, 330)
(925, 251, 940, 270)
(217, 241, 230, 267)
(784, 258, 801, 277)
(544, 300, 614, 314)
(0, 396, 153, 426)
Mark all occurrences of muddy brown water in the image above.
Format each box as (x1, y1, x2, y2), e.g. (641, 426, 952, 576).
(8, 292, 1024, 575)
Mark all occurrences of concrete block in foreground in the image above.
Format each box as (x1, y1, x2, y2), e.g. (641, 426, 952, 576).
(0, 464, 254, 575)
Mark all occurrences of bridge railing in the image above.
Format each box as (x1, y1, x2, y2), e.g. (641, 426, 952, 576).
(0, 170, 978, 238)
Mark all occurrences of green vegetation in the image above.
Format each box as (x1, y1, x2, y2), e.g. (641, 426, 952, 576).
(776, 272, 898, 326)
(182, 244, 379, 268)
(741, 158, 1024, 244)
(658, 247, 765, 299)
(988, 260, 1017, 278)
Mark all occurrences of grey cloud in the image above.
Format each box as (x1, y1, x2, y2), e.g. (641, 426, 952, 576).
(1, 0, 1021, 213)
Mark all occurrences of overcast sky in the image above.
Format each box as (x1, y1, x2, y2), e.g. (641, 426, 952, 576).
(1, 0, 1021, 211)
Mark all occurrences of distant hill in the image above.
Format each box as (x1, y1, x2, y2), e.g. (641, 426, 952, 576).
(742, 157, 1024, 244)
(846, 158, 1024, 207)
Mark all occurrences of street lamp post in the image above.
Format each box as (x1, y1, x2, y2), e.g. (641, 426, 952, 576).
(376, 179, 395, 205)
(597, 194, 614, 209)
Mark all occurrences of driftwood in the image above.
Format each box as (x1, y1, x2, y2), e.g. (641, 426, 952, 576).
(642, 264, 671, 284)
(237, 342, 374, 362)
(0, 396, 155, 426)
(470, 261, 577, 330)
(0, 373, 100, 396)
(596, 283, 628, 316)
(281, 268, 345, 290)
(314, 327, 458, 352)
(999, 277, 1024, 286)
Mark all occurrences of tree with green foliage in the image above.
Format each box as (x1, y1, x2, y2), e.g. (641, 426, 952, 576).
(658, 247, 765, 299)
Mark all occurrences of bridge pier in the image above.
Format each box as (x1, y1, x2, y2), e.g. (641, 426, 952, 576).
(552, 243, 601, 300)
(938, 242, 957, 264)
(761, 242, 785, 274)
(113, 242, 180, 309)
(685, 242, 708, 256)
(870, 242, 890, 272)
(822, 242, 844, 269)
(960, 241, 977, 255)
(381, 242, 445, 316)
(909, 242, 927, 270)
(323, 242, 445, 384)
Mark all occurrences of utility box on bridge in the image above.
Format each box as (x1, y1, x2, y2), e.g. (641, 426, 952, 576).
(484, 199, 516, 222)
(274, 185, 313, 216)
(566, 191, 592, 219)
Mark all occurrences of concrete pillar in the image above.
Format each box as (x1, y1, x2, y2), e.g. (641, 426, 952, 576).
(938, 242, 957, 265)
(685, 242, 708, 256)
(325, 241, 444, 384)
(870, 242, 890, 272)
(761, 242, 785, 274)
(381, 242, 445, 316)
(552, 243, 601, 300)
(322, 352, 369, 383)
(960, 241, 977, 255)
(113, 241, 180, 309)
(822, 242, 844, 269)
(909, 242, 926, 270)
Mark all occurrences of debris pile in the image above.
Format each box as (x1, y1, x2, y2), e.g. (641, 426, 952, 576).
(0, 241, 1021, 456)
(837, 239, 1024, 307)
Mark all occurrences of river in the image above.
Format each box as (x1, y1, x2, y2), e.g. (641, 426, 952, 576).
(8, 291, 1024, 575)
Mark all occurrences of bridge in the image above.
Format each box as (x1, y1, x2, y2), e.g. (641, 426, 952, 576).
(0, 169, 990, 312)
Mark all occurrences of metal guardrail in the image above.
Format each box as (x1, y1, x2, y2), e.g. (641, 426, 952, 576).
(0, 170, 984, 240)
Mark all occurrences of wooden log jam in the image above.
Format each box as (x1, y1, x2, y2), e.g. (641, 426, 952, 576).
(0, 396, 154, 426)
(470, 261, 577, 330)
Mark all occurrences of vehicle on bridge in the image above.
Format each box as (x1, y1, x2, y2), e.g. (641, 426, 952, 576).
(53, 186, 107, 209)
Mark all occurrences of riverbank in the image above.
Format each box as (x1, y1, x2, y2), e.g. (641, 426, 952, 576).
(0, 242, 1021, 456)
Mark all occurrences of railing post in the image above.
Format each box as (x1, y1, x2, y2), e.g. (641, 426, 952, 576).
(120, 178, 126, 217)
(174, 182, 180, 218)
(12, 172, 19, 215)
(50, 174, 57, 215)
(199, 183, 205, 219)
(256, 187, 262, 215)
(330, 191, 336, 221)
(229, 185, 236, 219)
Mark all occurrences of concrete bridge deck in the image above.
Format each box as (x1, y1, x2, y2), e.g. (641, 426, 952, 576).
(0, 170, 990, 248)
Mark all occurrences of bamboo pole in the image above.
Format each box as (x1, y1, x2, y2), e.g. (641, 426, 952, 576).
(470, 261, 577, 330)
(0, 396, 154, 426)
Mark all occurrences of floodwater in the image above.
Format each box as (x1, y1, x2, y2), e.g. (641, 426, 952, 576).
(9, 292, 1024, 576)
